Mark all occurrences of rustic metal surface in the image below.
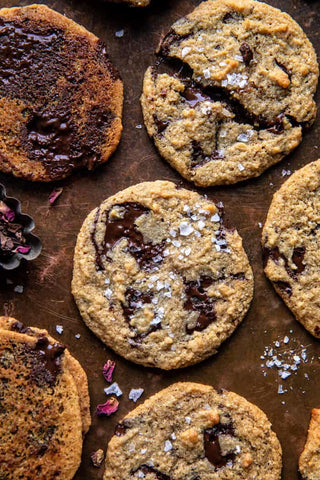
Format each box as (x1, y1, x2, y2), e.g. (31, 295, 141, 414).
(0, 0, 319, 478)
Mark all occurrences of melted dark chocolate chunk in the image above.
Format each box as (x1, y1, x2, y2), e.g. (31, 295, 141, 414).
(122, 288, 153, 322)
(204, 422, 236, 469)
(314, 326, 320, 337)
(30, 336, 65, 387)
(239, 42, 253, 66)
(114, 421, 130, 436)
(153, 115, 169, 134)
(183, 86, 211, 107)
(291, 247, 305, 274)
(191, 141, 224, 168)
(158, 29, 191, 57)
(267, 113, 285, 135)
(122, 287, 162, 342)
(275, 280, 292, 296)
(184, 277, 216, 334)
(133, 465, 172, 480)
(92, 202, 165, 271)
(263, 245, 305, 280)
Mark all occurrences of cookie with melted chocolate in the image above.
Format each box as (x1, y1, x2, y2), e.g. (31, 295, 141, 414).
(141, 0, 318, 187)
(263, 159, 320, 339)
(0, 319, 87, 480)
(0, 5, 123, 181)
(72, 181, 253, 369)
(0, 316, 91, 435)
(104, 382, 282, 479)
(299, 408, 320, 480)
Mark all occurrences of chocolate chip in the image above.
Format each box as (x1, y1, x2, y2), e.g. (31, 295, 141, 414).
(314, 326, 320, 336)
(30, 336, 66, 387)
(292, 247, 305, 274)
(183, 86, 211, 107)
(114, 421, 130, 436)
(191, 141, 224, 169)
(204, 422, 236, 469)
(158, 29, 191, 57)
(153, 115, 169, 134)
(239, 42, 253, 66)
(91, 202, 165, 272)
(133, 465, 172, 480)
(267, 113, 285, 135)
(184, 277, 216, 334)
(275, 281, 292, 296)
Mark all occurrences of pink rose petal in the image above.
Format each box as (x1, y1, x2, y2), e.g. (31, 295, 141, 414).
(96, 396, 119, 417)
(103, 360, 116, 383)
(0, 200, 15, 222)
(15, 245, 31, 254)
(49, 187, 63, 205)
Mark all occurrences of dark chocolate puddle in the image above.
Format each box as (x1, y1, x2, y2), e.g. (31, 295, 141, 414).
(204, 422, 236, 469)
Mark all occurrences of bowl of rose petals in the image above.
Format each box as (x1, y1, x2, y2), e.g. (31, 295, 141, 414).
(0, 184, 42, 270)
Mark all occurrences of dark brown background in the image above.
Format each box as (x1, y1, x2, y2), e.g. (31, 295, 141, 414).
(0, 0, 319, 478)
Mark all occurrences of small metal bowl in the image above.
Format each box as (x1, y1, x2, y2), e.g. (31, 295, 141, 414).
(0, 184, 42, 270)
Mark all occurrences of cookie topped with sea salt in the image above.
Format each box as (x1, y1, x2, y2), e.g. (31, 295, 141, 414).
(72, 181, 253, 369)
(141, 0, 318, 187)
(104, 383, 282, 479)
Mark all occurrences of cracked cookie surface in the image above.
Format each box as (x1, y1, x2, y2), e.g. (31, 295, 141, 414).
(299, 409, 320, 480)
(262, 159, 320, 339)
(141, 0, 318, 187)
(0, 5, 123, 181)
(0, 318, 85, 480)
(104, 382, 282, 480)
(72, 181, 253, 369)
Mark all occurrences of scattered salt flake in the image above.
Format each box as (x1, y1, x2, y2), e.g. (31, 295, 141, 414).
(75, 333, 81, 339)
(203, 68, 211, 79)
(238, 163, 245, 171)
(169, 229, 176, 237)
(129, 388, 144, 402)
(115, 29, 124, 38)
(184, 247, 191, 256)
(258, 222, 262, 228)
(103, 360, 116, 383)
(179, 222, 194, 236)
(185, 416, 191, 424)
(96, 396, 119, 416)
(171, 432, 176, 440)
(237, 133, 250, 143)
(280, 371, 291, 380)
(181, 46, 191, 58)
(104, 382, 122, 397)
(104, 287, 112, 299)
(91, 449, 105, 468)
(197, 220, 205, 230)
(278, 385, 285, 395)
(136, 124, 142, 129)
(49, 187, 63, 205)
(141, 448, 147, 454)
(275, 341, 280, 348)
(56, 325, 63, 335)
(14, 285, 23, 293)
(234, 54, 243, 62)
(281, 169, 291, 177)
(164, 440, 173, 452)
(211, 213, 220, 222)
(172, 240, 181, 248)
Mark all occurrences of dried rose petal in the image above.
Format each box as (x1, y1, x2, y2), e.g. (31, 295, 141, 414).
(103, 359, 115, 383)
(14, 245, 31, 254)
(91, 449, 105, 468)
(49, 187, 63, 205)
(96, 396, 119, 417)
(0, 200, 15, 222)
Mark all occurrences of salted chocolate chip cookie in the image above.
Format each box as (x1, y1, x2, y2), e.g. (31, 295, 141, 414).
(0, 320, 87, 479)
(72, 181, 253, 369)
(0, 316, 91, 435)
(104, 382, 282, 479)
(299, 409, 320, 480)
(141, 0, 318, 187)
(0, 5, 123, 182)
(262, 159, 320, 339)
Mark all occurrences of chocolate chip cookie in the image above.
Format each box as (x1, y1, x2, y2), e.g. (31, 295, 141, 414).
(0, 5, 123, 182)
(299, 409, 320, 480)
(0, 317, 89, 479)
(141, 0, 318, 187)
(104, 382, 282, 479)
(262, 159, 320, 339)
(0, 316, 91, 435)
(72, 181, 253, 369)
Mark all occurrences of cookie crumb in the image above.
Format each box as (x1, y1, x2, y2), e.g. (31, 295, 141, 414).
(91, 449, 105, 467)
